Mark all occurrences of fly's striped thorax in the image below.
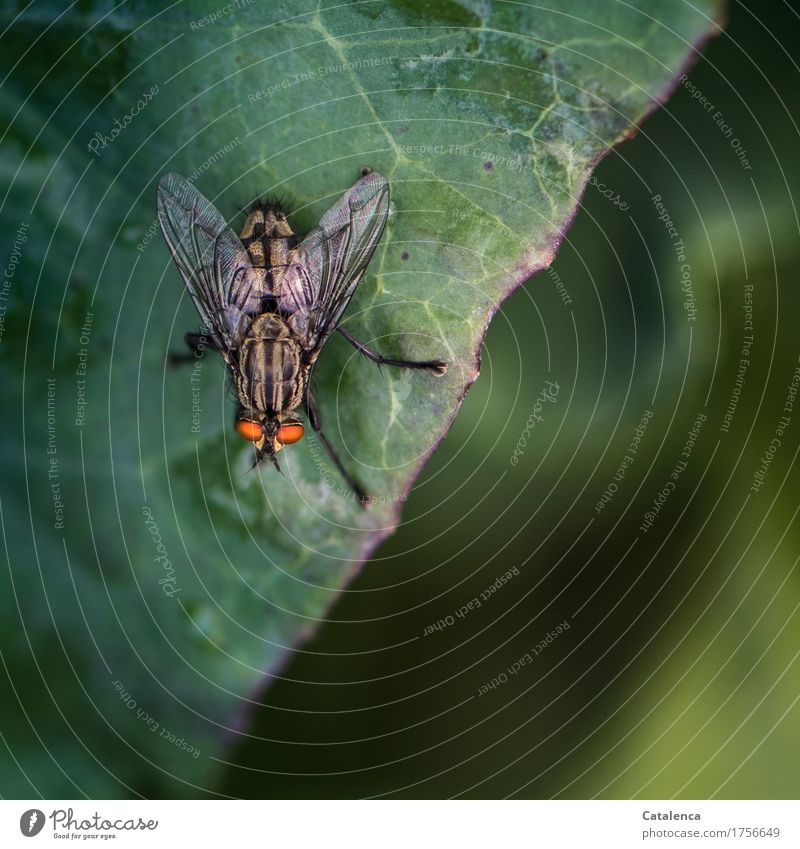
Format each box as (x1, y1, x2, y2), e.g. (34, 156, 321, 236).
(240, 205, 298, 286)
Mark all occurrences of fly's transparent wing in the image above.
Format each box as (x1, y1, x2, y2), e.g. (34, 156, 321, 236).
(156, 172, 256, 353)
(283, 170, 390, 356)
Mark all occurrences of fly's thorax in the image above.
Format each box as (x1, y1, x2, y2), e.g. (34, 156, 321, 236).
(237, 313, 306, 414)
(240, 204, 295, 241)
(246, 312, 293, 340)
(240, 204, 297, 270)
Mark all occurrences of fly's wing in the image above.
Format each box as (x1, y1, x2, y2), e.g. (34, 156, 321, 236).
(156, 172, 257, 355)
(283, 170, 390, 356)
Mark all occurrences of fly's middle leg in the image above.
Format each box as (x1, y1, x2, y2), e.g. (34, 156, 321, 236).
(306, 390, 369, 506)
(336, 327, 447, 376)
(167, 331, 218, 365)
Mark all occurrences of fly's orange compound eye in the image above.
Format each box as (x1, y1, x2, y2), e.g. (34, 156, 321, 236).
(276, 422, 304, 445)
(235, 419, 264, 442)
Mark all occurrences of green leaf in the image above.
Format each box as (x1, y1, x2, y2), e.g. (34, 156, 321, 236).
(0, 0, 722, 795)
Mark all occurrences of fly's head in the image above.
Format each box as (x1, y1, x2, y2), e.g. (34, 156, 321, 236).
(234, 410, 305, 470)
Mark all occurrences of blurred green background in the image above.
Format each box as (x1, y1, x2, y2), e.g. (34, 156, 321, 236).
(2, 0, 799, 799)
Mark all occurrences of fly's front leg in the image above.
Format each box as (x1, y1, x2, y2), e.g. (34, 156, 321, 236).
(167, 332, 217, 366)
(306, 390, 369, 506)
(337, 327, 447, 376)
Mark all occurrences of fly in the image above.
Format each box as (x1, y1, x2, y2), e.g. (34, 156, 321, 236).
(156, 168, 447, 503)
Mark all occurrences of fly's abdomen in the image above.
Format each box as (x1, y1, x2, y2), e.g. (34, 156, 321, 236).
(238, 314, 303, 413)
